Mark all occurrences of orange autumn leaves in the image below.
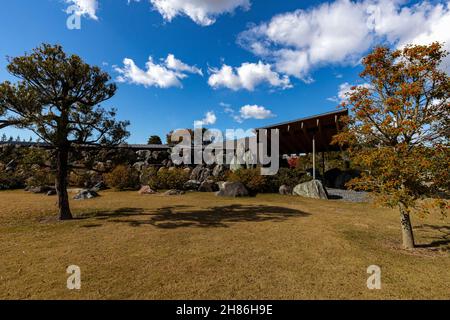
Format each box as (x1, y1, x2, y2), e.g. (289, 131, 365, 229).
(333, 42, 449, 216)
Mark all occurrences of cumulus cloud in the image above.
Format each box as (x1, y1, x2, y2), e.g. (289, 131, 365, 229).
(165, 54, 203, 76)
(66, 0, 98, 19)
(328, 82, 372, 103)
(208, 61, 292, 91)
(114, 54, 202, 88)
(220, 104, 275, 122)
(239, 0, 450, 80)
(239, 104, 275, 120)
(194, 111, 217, 127)
(129, 0, 250, 26)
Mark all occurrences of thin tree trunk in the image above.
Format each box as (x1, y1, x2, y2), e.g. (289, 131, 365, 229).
(399, 204, 415, 249)
(56, 147, 72, 220)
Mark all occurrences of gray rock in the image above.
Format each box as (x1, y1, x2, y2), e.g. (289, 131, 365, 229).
(73, 189, 99, 200)
(90, 181, 107, 192)
(190, 165, 204, 181)
(199, 168, 212, 183)
(217, 181, 226, 190)
(165, 160, 173, 168)
(46, 189, 57, 196)
(212, 165, 225, 177)
(5, 159, 16, 172)
(293, 180, 328, 199)
(133, 161, 147, 172)
(279, 185, 293, 195)
(136, 150, 152, 162)
(199, 180, 219, 192)
(164, 189, 185, 196)
(184, 180, 201, 190)
(216, 181, 249, 198)
(27, 186, 54, 194)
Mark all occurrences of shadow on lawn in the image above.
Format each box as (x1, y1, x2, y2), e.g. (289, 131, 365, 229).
(78, 205, 309, 229)
(415, 224, 450, 251)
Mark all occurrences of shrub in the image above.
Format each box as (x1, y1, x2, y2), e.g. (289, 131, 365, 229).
(228, 168, 270, 195)
(140, 166, 159, 186)
(104, 165, 140, 191)
(69, 170, 102, 188)
(228, 167, 312, 194)
(26, 168, 55, 188)
(148, 168, 190, 190)
(270, 168, 311, 190)
(0, 171, 25, 190)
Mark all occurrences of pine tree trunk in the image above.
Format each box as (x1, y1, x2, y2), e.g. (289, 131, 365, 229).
(56, 147, 72, 220)
(399, 204, 415, 249)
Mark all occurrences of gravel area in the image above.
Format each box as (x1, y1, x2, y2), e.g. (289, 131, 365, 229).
(327, 188, 370, 203)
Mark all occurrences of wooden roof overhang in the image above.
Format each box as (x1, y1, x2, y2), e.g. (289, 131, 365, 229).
(256, 109, 348, 155)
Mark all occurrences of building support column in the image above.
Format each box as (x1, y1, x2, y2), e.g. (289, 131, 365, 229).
(322, 151, 326, 176)
(312, 136, 316, 180)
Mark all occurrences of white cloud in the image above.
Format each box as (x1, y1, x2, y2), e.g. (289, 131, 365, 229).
(140, 0, 250, 26)
(115, 54, 202, 88)
(66, 0, 98, 20)
(208, 61, 292, 91)
(194, 111, 217, 127)
(165, 54, 203, 76)
(239, 105, 275, 120)
(239, 0, 450, 80)
(328, 82, 372, 103)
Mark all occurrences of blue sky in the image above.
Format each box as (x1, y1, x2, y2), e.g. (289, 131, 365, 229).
(0, 0, 449, 143)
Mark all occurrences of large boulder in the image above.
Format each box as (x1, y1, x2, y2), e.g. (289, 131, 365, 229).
(212, 165, 225, 178)
(136, 150, 152, 162)
(190, 165, 204, 181)
(90, 181, 107, 192)
(324, 168, 342, 188)
(293, 180, 328, 200)
(199, 168, 212, 183)
(73, 189, 99, 200)
(27, 186, 55, 194)
(184, 180, 201, 191)
(138, 185, 157, 195)
(199, 180, 219, 192)
(335, 170, 361, 190)
(190, 165, 212, 183)
(279, 185, 293, 195)
(216, 181, 249, 198)
(132, 161, 147, 172)
(164, 189, 185, 196)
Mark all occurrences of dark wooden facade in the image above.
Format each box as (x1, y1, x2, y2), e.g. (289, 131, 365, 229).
(257, 109, 348, 155)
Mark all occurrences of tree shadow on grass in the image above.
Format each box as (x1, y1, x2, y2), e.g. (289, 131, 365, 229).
(415, 224, 450, 251)
(78, 205, 310, 229)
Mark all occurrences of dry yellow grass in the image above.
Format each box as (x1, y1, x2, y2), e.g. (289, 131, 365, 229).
(0, 190, 449, 300)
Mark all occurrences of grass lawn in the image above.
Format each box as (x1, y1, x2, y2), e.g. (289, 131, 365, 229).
(0, 190, 449, 300)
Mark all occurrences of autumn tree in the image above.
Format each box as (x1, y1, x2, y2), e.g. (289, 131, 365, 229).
(0, 44, 130, 220)
(334, 43, 449, 249)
